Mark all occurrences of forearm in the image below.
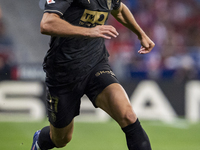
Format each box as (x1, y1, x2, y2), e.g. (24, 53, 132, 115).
(111, 3, 146, 40)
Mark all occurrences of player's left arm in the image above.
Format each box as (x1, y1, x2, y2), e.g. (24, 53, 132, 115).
(111, 2, 155, 54)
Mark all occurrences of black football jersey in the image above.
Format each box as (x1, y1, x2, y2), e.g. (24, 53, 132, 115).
(43, 0, 121, 86)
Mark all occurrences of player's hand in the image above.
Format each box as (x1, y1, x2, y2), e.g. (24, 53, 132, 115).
(138, 36, 155, 54)
(88, 25, 119, 39)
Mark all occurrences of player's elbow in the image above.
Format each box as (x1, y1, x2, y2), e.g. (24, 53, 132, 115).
(40, 17, 54, 35)
(40, 22, 50, 35)
(40, 21, 56, 35)
(40, 13, 57, 35)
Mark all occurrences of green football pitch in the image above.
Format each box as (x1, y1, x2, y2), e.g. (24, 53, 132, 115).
(0, 119, 200, 150)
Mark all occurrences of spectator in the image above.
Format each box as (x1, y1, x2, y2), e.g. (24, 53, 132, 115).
(0, 5, 16, 80)
(0, 54, 11, 80)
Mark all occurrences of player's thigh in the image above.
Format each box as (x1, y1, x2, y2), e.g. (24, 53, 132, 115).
(95, 83, 137, 127)
(46, 85, 82, 128)
(46, 85, 82, 146)
(50, 119, 74, 147)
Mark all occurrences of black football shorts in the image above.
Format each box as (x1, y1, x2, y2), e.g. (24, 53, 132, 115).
(46, 60, 119, 128)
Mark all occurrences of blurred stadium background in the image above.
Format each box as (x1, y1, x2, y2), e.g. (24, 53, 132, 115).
(0, 0, 200, 149)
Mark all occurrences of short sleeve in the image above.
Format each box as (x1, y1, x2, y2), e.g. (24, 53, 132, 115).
(44, 0, 74, 16)
(113, 0, 121, 10)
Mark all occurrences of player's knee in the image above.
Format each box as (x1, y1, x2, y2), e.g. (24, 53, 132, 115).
(121, 106, 137, 126)
(53, 134, 72, 148)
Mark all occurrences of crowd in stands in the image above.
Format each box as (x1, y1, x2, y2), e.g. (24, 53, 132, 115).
(0, 1, 200, 81)
(0, 6, 16, 81)
(106, 0, 200, 81)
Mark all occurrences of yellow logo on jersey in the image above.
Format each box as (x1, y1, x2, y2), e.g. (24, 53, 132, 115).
(79, 9, 108, 27)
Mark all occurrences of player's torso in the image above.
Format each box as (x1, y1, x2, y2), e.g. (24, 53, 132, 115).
(44, 0, 118, 85)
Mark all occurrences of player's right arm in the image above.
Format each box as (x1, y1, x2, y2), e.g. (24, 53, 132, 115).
(40, 12, 118, 39)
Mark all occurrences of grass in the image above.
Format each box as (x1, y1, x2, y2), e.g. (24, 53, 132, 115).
(0, 119, 200, 150)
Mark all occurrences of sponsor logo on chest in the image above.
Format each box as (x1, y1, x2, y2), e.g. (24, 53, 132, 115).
(79, 9, 108, 27)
